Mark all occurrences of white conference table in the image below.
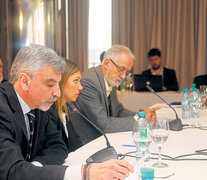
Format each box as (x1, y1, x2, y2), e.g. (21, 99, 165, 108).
(65, 107, 207, 180)
(117, 91, 182, 111)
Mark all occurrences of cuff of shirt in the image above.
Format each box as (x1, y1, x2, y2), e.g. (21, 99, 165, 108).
(31, 161, 43, 167)
(64, 165, 82, 180)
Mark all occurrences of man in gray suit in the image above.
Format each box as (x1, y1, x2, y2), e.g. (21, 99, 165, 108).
(74, 45, 158, 144)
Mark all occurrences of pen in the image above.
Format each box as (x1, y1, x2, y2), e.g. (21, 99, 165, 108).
(122, 144, 136, 147)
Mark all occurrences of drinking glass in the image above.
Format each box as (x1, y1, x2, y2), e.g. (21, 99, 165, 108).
(126, 76, 133, 92)
(200, 85, 207, 109)
(150, 117, 170, 168)
(190, 90, 202, 126)
(132, 119, 152, 166)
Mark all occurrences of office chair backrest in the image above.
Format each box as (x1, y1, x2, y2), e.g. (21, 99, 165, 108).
(193, 74, 207, 89)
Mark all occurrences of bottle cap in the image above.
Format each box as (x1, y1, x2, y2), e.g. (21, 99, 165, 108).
(183, 88, 188, 92)
(141, 168, 154, 179)
(138, 111, 146, 117)
(192, 83, 196, 87)
(192, 87, 197, 92)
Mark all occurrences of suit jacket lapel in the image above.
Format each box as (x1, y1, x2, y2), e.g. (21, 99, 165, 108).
(94, 66, 110, 115)
(3, 82, 29, 141)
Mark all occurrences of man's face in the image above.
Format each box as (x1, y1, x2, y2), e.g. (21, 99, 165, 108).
(26, 65, 61, 111)
(104, 52, 133, 87)
(0, 60, 3, 80)
(149, 55, 162, 70)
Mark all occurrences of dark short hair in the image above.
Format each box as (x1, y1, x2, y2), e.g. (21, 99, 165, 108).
(148, 48, 161, 59)
(100, 51, 105, 62)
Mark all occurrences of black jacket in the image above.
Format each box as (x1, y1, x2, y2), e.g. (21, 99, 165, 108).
(0, 82, 68, 180)
(48, 104, 83, 153)
(142, 67, 179, 91)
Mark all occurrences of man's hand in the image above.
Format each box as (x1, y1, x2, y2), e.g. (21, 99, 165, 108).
(139, 106, 161, 121)
(89, 159, 134, 180)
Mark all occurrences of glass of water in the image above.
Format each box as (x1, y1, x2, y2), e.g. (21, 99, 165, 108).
(200, 85, 207, 109)
(150, 117, 170, 168)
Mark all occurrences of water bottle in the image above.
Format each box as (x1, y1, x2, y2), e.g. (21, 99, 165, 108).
(137, 111, 151, 162)
(181, 88, 191, 119)
(189, 83, 196, 94)
(190, 88, 199, 118)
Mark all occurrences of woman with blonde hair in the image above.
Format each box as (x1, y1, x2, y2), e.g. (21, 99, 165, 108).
(48, 59, 83, 152)
(48, 59, 134, 179)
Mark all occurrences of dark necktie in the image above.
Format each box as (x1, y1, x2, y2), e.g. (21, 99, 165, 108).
(26, 110, 35, 161)
(108, 94, 112, 116)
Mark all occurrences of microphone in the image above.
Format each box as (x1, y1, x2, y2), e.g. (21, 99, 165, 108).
(67, 102, 118, 163)
(146, 85, 183, 131)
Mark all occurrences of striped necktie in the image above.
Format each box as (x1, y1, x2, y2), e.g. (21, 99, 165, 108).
(26, 110, 35, 161)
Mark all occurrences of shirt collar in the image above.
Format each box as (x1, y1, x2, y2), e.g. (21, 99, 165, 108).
(104, 77, 112, 97)
(15, 90, 31, 115)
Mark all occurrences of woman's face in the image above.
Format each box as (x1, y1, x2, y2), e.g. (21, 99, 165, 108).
(64, 71, 83, 102)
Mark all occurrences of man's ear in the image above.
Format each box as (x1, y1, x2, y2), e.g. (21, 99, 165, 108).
(103, 58, 111, 68)
(19, 73, 31, 91)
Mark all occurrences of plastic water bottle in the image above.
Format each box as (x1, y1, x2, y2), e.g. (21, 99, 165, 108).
(137, 111, 151, 162)
(145, 146, 151, 163)
(181, 88, 191, 119)
(189, 83, 196, 94)
(190, 88, 199, 118)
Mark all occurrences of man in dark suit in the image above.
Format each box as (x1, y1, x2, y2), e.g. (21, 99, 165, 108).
(0, 44, 134, 180)
(0, 44, 69, 180)
(74, 45, 159, 144)
(142, 48, 179, 91)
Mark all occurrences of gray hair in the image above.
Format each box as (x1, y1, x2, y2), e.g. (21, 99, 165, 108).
(9, 44, 66, 84)
(102, 44, 135, 65)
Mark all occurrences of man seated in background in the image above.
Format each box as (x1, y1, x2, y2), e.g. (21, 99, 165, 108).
(142, 48, 179, 91)
(0, 58, 6, 83)
(0, 44, 133, 180)
(74, 44, 159, 145)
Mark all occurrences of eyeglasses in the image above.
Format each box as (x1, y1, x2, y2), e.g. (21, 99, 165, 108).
(110, 59, 132, 78)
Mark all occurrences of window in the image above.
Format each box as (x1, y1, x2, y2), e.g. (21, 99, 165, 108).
(26, 2, 45, 46)
(88, 0, 112, 68)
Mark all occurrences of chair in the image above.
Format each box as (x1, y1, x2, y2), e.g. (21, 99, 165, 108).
(193, 74, 207, 89)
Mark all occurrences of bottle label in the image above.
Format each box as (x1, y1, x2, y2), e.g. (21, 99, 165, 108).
(140, 129, 147, 138)
(140, 128, 147, 147)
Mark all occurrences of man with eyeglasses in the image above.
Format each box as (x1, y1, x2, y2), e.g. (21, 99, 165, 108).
(73, 45, 159, 145)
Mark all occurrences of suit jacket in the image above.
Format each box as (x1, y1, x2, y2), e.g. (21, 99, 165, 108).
(74, 66, 136, 144)
(142, 67, 179, 91)
(0, 82, 68, 180)
(48, 104, 83, 153)
(1, 79, 7, 83)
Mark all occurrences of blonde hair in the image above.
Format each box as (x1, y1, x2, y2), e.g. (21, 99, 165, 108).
(56, 59, 80, 122)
